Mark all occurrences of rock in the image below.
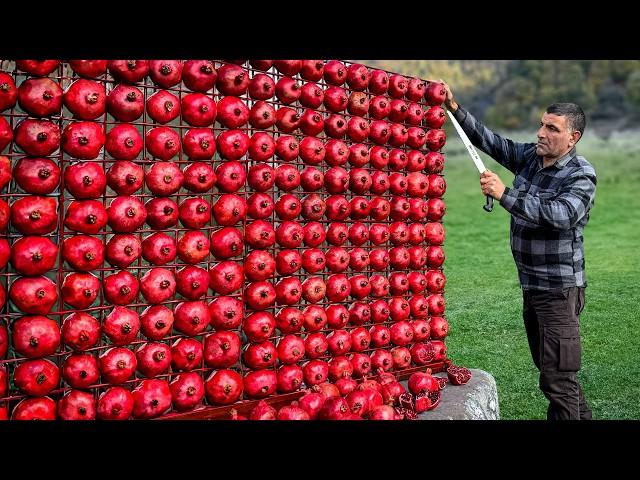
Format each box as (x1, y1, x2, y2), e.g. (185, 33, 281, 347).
(400, 369, 500, 420)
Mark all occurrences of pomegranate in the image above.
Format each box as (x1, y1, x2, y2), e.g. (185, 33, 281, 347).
(147, 89, 180, 124)
(426, 198, 446, 221)
(387, 74, 408, 98)
(136, 342, 172, 377)
(368, 69, 388, 94)
(139, 267, 176, 304)
(103, 306, 140, 345)
(108, 60, 149, 83)
(277, 403, 310, 420)
(247, 164, 276, 192)
(297, 138, 323, 167)
(369, 96, 391, 120)
(11, 397, 56, 420)
(96, 387, 134, 420)
(64, 161, 106, 199)
(9, 276, 57, 314)
(64, 390, 96, 420)
(447, 364, 472, 386)
(425, 129, 447, 152)
(368, 120, 391, 146)
(217, 95, 249, 128)
(60, 273, 99, 310)
(99, 347, 137, 384)
(305, 332, 329, 359)
(407, 102, 425, 125)
(322, 60, 345, 85)
(106, 84, 144, 121)
(145, 162, 183, 196)
(17, 78, 63, 117)
(132, 306, 170, 343)
(324, 167, 349, 195)
(10, 195, 56, 235)
(249, 100, 276, 129)
(203, 330, 241, 369)
(212, 194, 247, 226)
(274, 308, 302, 335)
(275, 277, 303, 305)
(207, 295, 244, 331)
(0, 72, 18, 111)
(425, 81, 447, 105)
(429, 316, 449, 340)
(370, 325, 392, 348)
(173, 300, 211, 336)
(371, 349, 394, 372)
(275, 76, 301, 105)
(389, 222, 410, 246)
(299, 60, 323, 80)
(64, 79, 106, 120)
(248, 132, 275, 162)
(141, 232, 176, 266)
(183, 60, 217, 92)
(149, 60, 183, 88)
(409, 200, 427, 224)
(132, 379, 172, 419)
(244, 220, 275, 249)
(389, 100, 409, 124)
(105, 234, 141, 268)
(243, 369, 277, 399)
(243, 312, 275, 343)
(275, 221, 303, 248)
(350, 352, 372, 378)
(216, 129, 250, 160)
(14, 358, 59, 396)
(370, 224, 390, 245)
(301, 167, 324, 192)
(104, 124, 143, 160)
(62, 235, 104, 271)
(13, 119, 58, 156)
(208, 261, 244, 295)
(205, 369, 243, 405)
(248, 73, 275, 100)
(10, 235, 58, 276)
(299, 82, 324, 109)
(349, 275, 371, 300)
(107, 195, 147, 232)
(324, 86, 348, 112)
(146, 126, 181, 160)
(217, 64, 249, 95)
(408, 370, 440, 395)
(298, 392, 325, 420)
(171, 338, 203, 372)
(170, 372, 205, 412)
(303, 359, 329, 386)
(324, 114, 348, 138)
(64, 199, 108, 234)
(391, 347, 412, 370)
(106, 161, 143, 196)
(62, 353, 100, 389)
(248, 400, 276, 420)
(103, 270, 138, 306)
(243, 340, 278, 370)
(327, 328, 351, 354)
(389, 296, 411, 322)
(181, 162, 215, 193)
(12, 157, 58, 194)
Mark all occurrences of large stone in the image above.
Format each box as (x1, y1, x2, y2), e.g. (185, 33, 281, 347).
(399, 369, 500, 420)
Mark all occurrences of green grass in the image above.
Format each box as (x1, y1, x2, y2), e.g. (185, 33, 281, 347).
(441, 129, 640, 419)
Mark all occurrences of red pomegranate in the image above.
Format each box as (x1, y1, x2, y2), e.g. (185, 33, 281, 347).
(63, 79, 106, 120)
(205, 369, 243, 405)
(149, 60, 183, 88)
(140, 305, 174, 341)
(146, 126, 181, 160)
(249, 100, 276, 129)
(170, 372, 205, 412)
(18, 78, 63, 117)
(132, 379, 172, 419)
(62, 353, 100, 389)
(61, 273, 100, 309)
(147, 89, 180, 124)
(171, 338, 203, 372)
(106, 84, 144, 121)
(97, 387, 134, 420)
(14, 118, 60, 157)
(99, 347, 137, 384)
(103, 306, 140, 346)
(139, 268, 176, 304)
(107, 60, 149, 83)
(183, 60, 217, 92)
(62, 235, 105, 271)
(136, 342, 172, 377)
(217, 64, 250, 96)
(64, 161, 106, 198)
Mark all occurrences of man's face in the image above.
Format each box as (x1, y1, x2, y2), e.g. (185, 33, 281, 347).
(536, 113, 580, 159)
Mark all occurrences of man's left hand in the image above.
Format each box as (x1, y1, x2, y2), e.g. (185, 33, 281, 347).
(480, 170, 506, 200)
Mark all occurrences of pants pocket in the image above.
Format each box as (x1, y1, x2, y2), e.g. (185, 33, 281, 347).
(543, 325, 581, 372)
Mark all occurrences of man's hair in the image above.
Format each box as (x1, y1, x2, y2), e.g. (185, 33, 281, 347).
(546, 103, 586, 136)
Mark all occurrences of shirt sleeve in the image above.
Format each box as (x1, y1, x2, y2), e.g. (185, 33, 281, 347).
(499, 168, 597, 230)
(453, 106, 536, 175)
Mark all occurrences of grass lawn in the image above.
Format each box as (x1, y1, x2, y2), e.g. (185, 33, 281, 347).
(441, 128, 640, 419)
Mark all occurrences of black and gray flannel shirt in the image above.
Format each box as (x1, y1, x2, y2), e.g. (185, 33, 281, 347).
(453, 106, 597, 290)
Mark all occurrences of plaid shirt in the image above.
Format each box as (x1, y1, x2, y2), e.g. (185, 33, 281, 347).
(453, 106, 597, 290)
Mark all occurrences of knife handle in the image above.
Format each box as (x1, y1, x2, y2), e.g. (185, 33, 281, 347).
(483, 195, 494, 212)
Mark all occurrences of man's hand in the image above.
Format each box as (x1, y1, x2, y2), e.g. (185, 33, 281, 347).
(480, 170, 506, 200)
(426, 78, 457, 112)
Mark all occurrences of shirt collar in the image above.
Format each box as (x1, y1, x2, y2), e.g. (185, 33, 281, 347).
(537, 147, 576, 170)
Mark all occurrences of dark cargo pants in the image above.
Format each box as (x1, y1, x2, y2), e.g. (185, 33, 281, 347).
(522, 287, 592, 420)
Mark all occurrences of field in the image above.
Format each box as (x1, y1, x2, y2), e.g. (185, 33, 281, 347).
(441, 127, 640, 419)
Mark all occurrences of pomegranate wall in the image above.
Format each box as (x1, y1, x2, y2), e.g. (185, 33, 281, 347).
(0, 60, 448, 420)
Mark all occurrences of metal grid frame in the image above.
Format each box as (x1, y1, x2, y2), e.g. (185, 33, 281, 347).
(0, 59, 448, 420)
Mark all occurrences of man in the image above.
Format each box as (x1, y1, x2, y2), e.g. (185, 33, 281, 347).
(437, 80, 596, 420)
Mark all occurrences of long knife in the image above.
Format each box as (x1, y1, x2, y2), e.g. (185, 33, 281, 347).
(446, 110, 493, 212)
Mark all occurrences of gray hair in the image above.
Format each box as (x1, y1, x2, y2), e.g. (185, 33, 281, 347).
(546, 103, 586, 136)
